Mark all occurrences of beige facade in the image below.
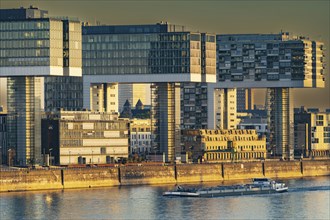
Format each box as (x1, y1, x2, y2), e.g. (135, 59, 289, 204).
(130, 119, 152, 155)
(214, 89, 237, 130)
(310, 113, 330, 151)
(90, 83, 118, 113)
(294, 109, 330, 157)
(42, 111, 129, 165)
(182, 129, 266, 162)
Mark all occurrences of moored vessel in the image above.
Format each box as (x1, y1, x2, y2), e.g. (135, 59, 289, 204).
(163, 178, 288, 197)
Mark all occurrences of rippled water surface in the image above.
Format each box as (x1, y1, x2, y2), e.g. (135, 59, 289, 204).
(1, 177, 329, 219)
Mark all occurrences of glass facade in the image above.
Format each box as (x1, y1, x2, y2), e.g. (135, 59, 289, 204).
(0, 20, 51, 67)
(7, 77, 43, 165)
(0, 18, 82, 76)
(82, 31, 202, 76)
(181, 33, 216, 129)
(44, 76, 83, 112)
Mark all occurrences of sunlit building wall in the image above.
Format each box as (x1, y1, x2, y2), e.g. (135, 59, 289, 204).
(90, 83, 118, 113)
(42, 111, 129, 165)
(130, 119, 152, 155)
(294, 108, 330, 158)
(182, 129, 267, 162)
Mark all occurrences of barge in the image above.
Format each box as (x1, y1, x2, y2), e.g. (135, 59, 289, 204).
(163, 178, 288, 197)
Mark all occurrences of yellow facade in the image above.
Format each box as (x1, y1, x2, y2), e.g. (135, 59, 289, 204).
(182, 129, 267, 162)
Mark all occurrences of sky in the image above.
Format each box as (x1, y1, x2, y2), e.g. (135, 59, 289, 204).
(0, 0, 329, 109)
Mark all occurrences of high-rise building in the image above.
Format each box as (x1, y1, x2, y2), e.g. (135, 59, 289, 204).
(181, 33, 217, 129)
(0, 6, 82, 165)
(82, 23, 216, 162)
(182, 33, 325, 159)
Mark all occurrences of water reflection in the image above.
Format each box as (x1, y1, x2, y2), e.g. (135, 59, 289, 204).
(1, 177, 329, 220)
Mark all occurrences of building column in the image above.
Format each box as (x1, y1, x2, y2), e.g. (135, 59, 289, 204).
(151, 83, 180, 162)
(7, 76, 43, 166)
(267, 88, 294, 160)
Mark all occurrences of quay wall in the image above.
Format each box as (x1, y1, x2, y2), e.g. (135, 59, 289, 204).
(120, 165, 176, 185)
(1, 160, 329, 192)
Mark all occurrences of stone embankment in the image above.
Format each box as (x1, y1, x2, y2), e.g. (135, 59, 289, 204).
(1, 160, 329, 192)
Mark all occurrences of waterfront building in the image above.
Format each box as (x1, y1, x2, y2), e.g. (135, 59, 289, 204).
(0, 6, 82, 165)
(41, 110, 129, 165)
(182, 33, 325, 159)
(294, 107, 330, 158)
(82, 23, 216, 162)
(130, 118, 152, 156)
(182, 129, 267, 162)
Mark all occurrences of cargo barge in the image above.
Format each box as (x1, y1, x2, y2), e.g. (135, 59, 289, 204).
(163, 178, 288, 197)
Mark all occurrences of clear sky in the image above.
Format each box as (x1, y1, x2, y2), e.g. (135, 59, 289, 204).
(1, 0, 329, 109)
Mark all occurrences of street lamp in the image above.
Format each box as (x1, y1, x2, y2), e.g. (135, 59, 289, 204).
(49, 148, 53, 166)
(153, 146, 157, 162)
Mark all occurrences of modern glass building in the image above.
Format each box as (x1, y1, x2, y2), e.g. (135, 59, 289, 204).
(0, 6, 82, 165)
(82, 23, 216, 162)
(182, 32, 325, 159)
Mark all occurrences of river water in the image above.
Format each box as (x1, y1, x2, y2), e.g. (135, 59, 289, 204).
(0, 177, 329, 220)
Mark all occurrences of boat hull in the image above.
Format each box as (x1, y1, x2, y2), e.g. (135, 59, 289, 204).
(163, 187, 288, 197)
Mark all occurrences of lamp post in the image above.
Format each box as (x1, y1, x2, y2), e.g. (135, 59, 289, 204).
(49, 148, 53, 166)
(153, 146, 157, 162)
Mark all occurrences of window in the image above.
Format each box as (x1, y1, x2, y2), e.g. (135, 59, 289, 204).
(100, 147, 106, 154)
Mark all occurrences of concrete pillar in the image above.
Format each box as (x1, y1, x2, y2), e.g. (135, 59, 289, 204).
(151, 83, 180, 163)
(7, 76, 43, 166)
(267, 88, 294, 160)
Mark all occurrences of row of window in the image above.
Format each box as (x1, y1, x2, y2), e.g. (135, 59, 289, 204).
(131, 134, 151, 139)
(83, 50, 191, 59)
(0, 39, 50, 49)
(83, 66, 191, 75)
(0, 30, 50, 40)
(83, 33, 192, 43)
(82, 42, 192, 50)
(0, 21, 50, 30)
(83, 57, 191, 67)
(131, 141, 151, 145)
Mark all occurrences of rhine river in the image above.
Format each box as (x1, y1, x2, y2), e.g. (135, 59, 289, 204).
(1, 177, 329, 219)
